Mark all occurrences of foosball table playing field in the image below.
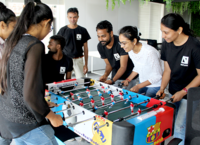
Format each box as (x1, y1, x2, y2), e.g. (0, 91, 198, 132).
(46, 78, 175, 145)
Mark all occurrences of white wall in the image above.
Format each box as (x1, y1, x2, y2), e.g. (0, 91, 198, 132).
(63, 0, 139, 71)
(1, 0, 6, 4)
(5, 0, 140, 72)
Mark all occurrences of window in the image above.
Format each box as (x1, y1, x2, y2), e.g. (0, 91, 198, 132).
(138, 2, 164, 43)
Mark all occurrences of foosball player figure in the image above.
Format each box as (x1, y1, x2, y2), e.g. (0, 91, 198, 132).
(103, 110, 108, 118)
(89, 95, 93, 99)
(91, 98, 95, 108)
(110, 94, 114, 102)
(65, 96, 70, 101)
(125, 95, 132, 104)
(105, 87, 108, 92)
(137, 108, 142, 116)
(119, 91, 124, 100)
(92, 105, 98, 112)
(87, 91, 91, 97)
(101, 86, 105, 93)
(79, 101, 84, 107)
(100, 96, 105, 105)
(107, 90, 112, 95)
(74, 82, 78, 87)
(98, 93, 102, 97)
(86, 88, 90, 94)
(70, 92, 75, 100)
(97, 89, 101, 95)
(130, 102, 134, 114)
(77, 94, 83, 101)
(109, 101, 115, 109)
(58, 90, 64, 94)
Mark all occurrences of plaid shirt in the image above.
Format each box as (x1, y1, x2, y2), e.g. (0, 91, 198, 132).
(0, 37, 5, 60)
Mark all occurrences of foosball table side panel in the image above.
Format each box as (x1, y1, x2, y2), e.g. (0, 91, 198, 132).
(49, 92, 114, 145)
(126, 105, 175, 145)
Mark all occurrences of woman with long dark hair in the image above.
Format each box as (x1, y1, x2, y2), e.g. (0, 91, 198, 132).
(119, 26, 163, 97)
(156, 13, 200, 145)
(0, 2, 17, 145)
(0, 2, 16, 60)
(0, 2, 63, 145)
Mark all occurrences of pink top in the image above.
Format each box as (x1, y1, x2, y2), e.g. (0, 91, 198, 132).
(0, 37, 5, 60)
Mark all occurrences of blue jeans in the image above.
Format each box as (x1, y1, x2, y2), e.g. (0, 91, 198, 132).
(168, 93, 187, 145)
(138, 86, 160, 98)
(14, 125, 58, 145)
(0, 136, 12, 145)
(174, 99, 187, 145)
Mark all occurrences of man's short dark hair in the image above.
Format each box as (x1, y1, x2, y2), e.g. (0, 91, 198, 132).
(50, 35, 66, 50)
(67, 7, 79, 15)
(96, 20, 113, 33)
(24, 0, 41, 5)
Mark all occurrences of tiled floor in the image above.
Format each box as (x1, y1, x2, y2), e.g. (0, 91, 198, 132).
(10, 72, 173, 145)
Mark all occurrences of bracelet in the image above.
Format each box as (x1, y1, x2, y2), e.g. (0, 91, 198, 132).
(111, 79, 115, 84)
(126, 78, 131, 82)
(183, 88, 188, 93)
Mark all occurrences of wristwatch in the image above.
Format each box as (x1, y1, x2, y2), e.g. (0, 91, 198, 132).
(111, 79, 115, 84)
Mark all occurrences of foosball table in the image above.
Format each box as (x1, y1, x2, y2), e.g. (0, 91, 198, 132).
(46, 78, 175, 145)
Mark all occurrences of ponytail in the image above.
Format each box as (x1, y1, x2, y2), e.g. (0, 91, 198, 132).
(0, 2, 53, 94)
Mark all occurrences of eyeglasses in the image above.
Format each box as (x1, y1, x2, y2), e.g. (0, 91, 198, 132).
(49, 25, 54, 33)
(118, 42, 127, 47)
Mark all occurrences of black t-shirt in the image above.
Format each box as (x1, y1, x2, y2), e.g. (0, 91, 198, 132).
(97, 35, 134, 79)
(57, 25, 91, 58)
(44, 53, 73, 84)
(161, 36, 200, 96)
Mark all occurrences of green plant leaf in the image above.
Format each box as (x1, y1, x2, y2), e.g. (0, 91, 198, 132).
(121, 0, 127, 5)
(106, 0, 109, 9)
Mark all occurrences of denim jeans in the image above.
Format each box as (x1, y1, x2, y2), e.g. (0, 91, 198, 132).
(168, 93, 187, 145)
(0, 136, 12, 145)
(14, 125, 58, 145)
(174, 99, 187, 145)
(138, 86, 160, 98)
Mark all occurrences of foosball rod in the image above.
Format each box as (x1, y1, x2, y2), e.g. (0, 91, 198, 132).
(90, 95, 131, 110)
(65, 116, 96, 128)
(104, 97, 148, 116)
(72, 91, 110, 102)
(61, 85, 99, 94)
(94, 122, 109, 130)
(84, 96, 112, 106)
(63, 111, 85, 120)
(113, 103, 162, 122)
(54, 108, 72, 114)
(72, 88, 97, 97)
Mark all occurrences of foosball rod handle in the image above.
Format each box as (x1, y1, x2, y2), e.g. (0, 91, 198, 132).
(65, 116, 96, 128)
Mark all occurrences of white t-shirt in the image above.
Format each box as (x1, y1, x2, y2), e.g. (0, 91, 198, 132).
(128, 43, 163, 87)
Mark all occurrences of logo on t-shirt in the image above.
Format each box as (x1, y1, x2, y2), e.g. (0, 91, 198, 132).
(180, 56, 189, 67)
(114, 53, 120, 61)
(76, 34, 82, 40)
(60, 67, 66, 74)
